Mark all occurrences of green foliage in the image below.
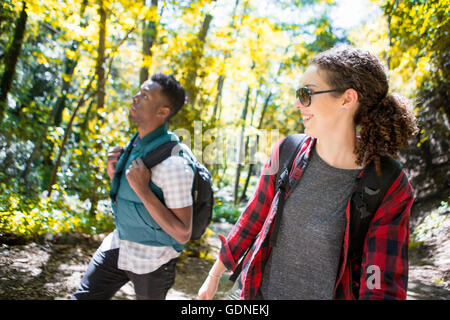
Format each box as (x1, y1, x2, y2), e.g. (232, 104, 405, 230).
(212, 199, 242, 224)
(381, 0, 449, 200)
(383, 0, 449, 80)
(410, 200, 449, 248)
(183, 227, 216, 260)
(348, 0, 449, 201)
(0, 183, 114, 238)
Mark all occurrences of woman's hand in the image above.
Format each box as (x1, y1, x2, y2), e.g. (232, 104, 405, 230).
(198, 258, 227, 300)
(198, 274, 221, 300)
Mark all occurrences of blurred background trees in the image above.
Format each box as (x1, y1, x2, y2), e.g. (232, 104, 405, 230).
(382, 0, 449, 202)
(0, 0, 448, 238)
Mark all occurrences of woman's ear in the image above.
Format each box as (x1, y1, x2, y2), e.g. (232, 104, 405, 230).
(341, 88, 359, 111)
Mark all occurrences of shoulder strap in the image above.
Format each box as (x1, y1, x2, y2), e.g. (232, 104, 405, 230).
(275, 134, 307, 187)
(270, 134, 308, 247)
(141, 141, 179, 169)
(348, 155, 402, 274)
(229, 134, 307, 282)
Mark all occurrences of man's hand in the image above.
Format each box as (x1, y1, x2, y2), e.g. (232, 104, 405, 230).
(107, 146, 124, 180)
(126, 158, 151, 196)
(126, 157, 193, 244)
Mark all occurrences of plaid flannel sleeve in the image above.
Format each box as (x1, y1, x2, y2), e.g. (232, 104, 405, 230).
(218, 138, 283, 271)
(359, 169, 414, 300)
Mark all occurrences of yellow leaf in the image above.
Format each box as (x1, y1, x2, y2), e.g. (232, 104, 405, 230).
(62, 73, 72, 82)
(36, 53, 47, 65)
(66, 49, 78, 60)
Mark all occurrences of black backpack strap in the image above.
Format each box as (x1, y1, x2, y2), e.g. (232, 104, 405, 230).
(270, 134, 308, 247)
(141, 141, 179, 169)
(348, 155, 402, 297)
(229, 134, 307, 283)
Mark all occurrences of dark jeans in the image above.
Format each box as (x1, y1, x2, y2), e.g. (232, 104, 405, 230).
(71, 247, 177, 300)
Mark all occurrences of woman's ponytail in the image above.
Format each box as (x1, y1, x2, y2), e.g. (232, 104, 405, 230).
(355, 93, 418, 174)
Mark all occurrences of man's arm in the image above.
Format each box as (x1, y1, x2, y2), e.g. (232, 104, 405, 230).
(126, 157, 193, 244)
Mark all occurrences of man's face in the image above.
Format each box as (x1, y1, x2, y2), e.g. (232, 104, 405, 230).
(129, 81, 169, 125)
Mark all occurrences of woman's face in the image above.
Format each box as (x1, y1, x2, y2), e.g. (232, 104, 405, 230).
(295, 64, 345, 138)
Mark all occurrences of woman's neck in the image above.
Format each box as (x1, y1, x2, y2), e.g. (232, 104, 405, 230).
(315, 130, 361, 170)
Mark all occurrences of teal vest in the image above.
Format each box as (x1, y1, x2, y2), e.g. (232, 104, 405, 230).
(110, 123, 185, 252)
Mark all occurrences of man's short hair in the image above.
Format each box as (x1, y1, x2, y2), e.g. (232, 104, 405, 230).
(150, 72, 186, 121)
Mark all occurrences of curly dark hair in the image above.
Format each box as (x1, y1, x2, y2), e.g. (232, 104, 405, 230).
(150, 72, 186, 121)
(311, 45, 418, 174)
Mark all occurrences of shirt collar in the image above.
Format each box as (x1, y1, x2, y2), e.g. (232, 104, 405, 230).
(139, 123, 169, 145)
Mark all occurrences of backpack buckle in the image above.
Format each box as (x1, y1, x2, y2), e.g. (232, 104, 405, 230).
(276, 168, 289, 191)
(359, 205, 372, 219)
(364, 186, 380, 196)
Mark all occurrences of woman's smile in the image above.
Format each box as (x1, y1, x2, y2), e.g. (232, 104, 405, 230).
(302, 113, 314, 124)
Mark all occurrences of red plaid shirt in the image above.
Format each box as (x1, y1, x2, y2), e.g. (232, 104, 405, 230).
(219, 136, 414, 300)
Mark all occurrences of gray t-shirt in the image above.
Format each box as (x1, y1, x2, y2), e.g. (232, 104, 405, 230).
(259, 146, 360, 299)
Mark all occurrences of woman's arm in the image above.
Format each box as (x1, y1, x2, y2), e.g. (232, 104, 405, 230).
(358, 169, 414, 299)
(197, 257, 228, 300)
(218, 138, 283, 271)
(198, 138, 284, 300)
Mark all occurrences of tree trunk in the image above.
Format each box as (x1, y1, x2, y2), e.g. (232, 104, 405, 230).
(239, 134, 253, 203)
(257, 91, 272, 129)
(21, 0, 89, 181)
(80, 99, 94, 133)
(89, 195, 98, 217)
(139, 0, 158, 85)
(47, 77, 95, 195)
(233, 86, 251, 204)
(239, 89, 271, 203)
(236, 56, 285, 201)
(238, 83, 261, 202)
(21, 105, 59, 181)
(209, 0, 240, 122)
(53, 0, 88, 125)
(96, 0, 107, 112)
(0, 1, 27, 122)
(212, 75, 224, 120)
(185, 11, 214, 108)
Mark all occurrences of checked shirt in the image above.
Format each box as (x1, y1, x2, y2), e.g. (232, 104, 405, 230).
(219, 136, 414, 300)
(101, 155, 194, 275)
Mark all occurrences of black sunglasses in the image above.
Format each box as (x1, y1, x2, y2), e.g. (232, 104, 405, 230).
(296, 86, 345, 107)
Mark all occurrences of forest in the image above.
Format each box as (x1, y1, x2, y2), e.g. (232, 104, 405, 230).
(0, 0, 448, 300)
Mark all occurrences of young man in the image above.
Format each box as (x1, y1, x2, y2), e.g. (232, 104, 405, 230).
(72, 73, 194, 300)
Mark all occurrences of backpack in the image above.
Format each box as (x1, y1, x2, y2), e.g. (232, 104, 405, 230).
(142, 140, 214, 241)
(272, 134, 402, 256)
(229, 134, 402, 298)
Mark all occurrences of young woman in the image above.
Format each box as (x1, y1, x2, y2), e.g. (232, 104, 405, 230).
(198, 45, 418, 300)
